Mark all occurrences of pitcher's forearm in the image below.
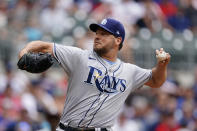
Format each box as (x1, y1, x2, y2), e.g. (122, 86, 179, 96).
(19, 41, 53, 58)
(145, 48, 171, 88)
(151, 65, 167, 87)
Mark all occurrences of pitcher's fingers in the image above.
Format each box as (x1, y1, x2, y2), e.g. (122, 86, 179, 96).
(160, 48, 164, 53)
(156, 49, 159, 55)
(166, 53, 171, 59)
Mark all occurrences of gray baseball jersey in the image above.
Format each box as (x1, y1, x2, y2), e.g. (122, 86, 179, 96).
(53, 43, 152, 129)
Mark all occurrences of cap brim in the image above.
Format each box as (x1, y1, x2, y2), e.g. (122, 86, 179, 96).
(89, 23, 114, 35)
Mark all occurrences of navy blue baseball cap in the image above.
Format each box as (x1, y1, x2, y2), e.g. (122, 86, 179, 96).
(89, 18, 125, 45)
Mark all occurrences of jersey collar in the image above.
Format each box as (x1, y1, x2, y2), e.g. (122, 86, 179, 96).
(93, 51, 121, 68)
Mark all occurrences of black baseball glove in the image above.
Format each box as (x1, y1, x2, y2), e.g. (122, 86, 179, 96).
(17, 52, 54, 73)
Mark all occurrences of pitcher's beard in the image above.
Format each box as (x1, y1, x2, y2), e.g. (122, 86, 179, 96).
(94, 47, 108, 56)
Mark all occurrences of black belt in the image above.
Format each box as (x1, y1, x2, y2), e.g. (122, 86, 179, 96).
(59, 123, 107, 131)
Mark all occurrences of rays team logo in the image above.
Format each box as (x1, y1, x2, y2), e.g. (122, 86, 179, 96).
(84, 66, 127, 93)
(101, 19, 107, 25)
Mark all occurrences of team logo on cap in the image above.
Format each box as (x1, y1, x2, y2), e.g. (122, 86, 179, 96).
(101, 19, 107, 25)
(116, 31, 120, 35)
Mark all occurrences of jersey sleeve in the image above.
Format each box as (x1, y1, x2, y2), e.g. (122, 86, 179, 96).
(53, 43, 84, 75)
(132, 65, 152, 90)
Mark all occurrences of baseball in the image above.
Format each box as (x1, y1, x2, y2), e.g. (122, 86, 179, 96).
(156, 51, 167, 61)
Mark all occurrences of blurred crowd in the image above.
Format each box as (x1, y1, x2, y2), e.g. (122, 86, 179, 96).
(113, 68, 197, 131)
(0, 0, 197, 130)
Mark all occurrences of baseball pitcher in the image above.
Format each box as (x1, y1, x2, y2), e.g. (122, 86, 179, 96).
(18, 18, 171, 131)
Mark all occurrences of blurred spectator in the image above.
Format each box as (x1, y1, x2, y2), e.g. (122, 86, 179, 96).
(0, 84, 22, 131)
(192, 67, 197, 102)
(113, 111, 143, 131)
(40, 0, 69, 36)
(11, 0, 28, 28)
(131, 96, 149, 131)
(193, 112, 197, 131)
(160, 80, 178, 95)
(177, 119, 190, 131)
(184, 0, 197, 33)
(0, 64, 29, 94)
(118, 40, 134, 63)
(24, 16, 43, 41)
(30, 79, 58, 115)
(155, 110, 180, 131)
(15, 109, 32, 131)
(180, 100, 194, 130)
(0, 84, 22, 120)
(135, 0, 168, 33)
(159, 0, 178, 18)
(77, 30, 94, 50)
(38, 73, 57, 96)
(90, 1, 112, 22)
(0, 105, 17, 131)
(0, 29, 14, 64)
(167, 8, 190, 32)
(111, 0, 145, 35)
(0, 1, 8, 28)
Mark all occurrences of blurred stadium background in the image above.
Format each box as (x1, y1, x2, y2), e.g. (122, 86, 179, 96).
(0, 0, 197, 131)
